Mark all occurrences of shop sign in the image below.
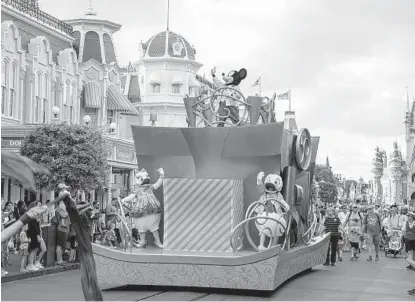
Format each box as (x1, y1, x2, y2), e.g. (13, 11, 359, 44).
(1, 138, 24, 149)
(116, 149, 134, 162)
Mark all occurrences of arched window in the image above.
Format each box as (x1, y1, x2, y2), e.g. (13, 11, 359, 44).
(412, 173, 415, 183)
(43, 74, 48, 123)
(9, 64, 16, 117)
(1, 61, 7, 115)
(64, 81, 70, 122)
(34, 73, 42, 123)
(71, 83, 76, 123)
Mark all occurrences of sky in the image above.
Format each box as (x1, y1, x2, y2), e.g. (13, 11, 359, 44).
(39, 0, 415, 181)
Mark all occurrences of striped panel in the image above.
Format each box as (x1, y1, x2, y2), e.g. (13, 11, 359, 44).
(231, 180, 244, 249)
(83, 82, 101, 109)
(163, 178, 243, 252)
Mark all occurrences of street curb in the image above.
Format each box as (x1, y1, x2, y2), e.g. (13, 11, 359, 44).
(1, 263, 80, 283)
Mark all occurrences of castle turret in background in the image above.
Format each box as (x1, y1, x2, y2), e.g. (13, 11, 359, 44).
(371, 146, 384, 205)
(389, 142, 406, 204)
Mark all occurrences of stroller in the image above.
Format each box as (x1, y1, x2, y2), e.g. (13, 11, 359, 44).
(384, 229, 403, 258)
(380, 227, 388, 250)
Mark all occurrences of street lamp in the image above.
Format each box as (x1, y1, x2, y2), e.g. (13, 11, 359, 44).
(83, 115, 91, 126)
(52, 106, 60, 122)
(149, 107, 157, 127)
(109, 122, 117, 133)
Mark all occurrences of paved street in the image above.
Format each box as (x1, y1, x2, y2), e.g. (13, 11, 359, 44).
(1, 251, 414, 301)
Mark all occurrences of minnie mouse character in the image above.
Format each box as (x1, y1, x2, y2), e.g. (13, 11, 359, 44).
(211, 67, 247, 127)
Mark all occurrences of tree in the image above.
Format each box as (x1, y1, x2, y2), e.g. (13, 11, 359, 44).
(16, 123, 110, 193)
(314, 164, 336, 183)
(318, 181, 338, 204)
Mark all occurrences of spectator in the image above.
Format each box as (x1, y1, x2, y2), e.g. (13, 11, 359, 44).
(19, 224, 30, 273)
(26, 201, 42, 271)
(344, 205, 363, 261)
(1, 199, 10, 276)
(54, 199, 70, 265)
(322, 207, 342, 266)
(102, 222, 117, 247)
(363, 205, 382, 262)
(67, 225, 77, 263)
(105, 198, 121, 247)
(402, 212, 415, 269)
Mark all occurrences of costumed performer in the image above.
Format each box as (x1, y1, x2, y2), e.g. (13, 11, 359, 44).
(122, 168, 164, 248)
(254, 171, 290, 251)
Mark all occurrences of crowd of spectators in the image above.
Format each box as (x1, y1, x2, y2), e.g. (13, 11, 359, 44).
(0, 185, 129, 276)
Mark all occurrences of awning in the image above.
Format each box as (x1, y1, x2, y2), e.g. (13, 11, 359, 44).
(83, 82, 101, 108)
(107, 85, 139, 116)
(149, 72, 161, 84)
(172, 75, 183, 85)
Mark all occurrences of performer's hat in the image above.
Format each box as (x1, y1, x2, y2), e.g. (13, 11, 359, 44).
(367, 205, 374, 210)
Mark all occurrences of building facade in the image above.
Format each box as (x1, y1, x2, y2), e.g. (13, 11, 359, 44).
(405, 89, 415, 206)
(1, 0, 139, 206)
(122, 30, 204, 127)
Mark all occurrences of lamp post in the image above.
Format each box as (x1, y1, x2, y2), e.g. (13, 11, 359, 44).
(52, 106, 60, 123)
(109, 122, 117, 133)
(83, 115, 91, 126)
(149, 107, 157, 127)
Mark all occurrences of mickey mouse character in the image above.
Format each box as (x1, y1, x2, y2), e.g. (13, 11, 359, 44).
(211, 67, 247, 127)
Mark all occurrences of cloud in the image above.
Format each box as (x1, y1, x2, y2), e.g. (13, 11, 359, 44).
(39, 0, 414, 181)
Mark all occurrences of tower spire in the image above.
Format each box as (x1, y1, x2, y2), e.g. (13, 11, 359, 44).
(407, 86, 410, 112)
(85, 0, 97, 16)
(166, 0, 170, 30)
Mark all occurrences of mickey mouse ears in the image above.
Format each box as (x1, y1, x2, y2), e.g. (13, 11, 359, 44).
(238, 68, 247, 80)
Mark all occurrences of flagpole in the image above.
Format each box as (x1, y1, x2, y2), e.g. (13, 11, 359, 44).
(259, 77, 262, 97)
(288, 90, 291, 111)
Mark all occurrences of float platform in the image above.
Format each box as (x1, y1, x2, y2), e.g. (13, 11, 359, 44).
(93, 233, 329, 291)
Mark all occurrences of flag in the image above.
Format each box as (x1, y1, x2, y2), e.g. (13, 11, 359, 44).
(252, 76, 261, 87)
(277, 90, 291, 100)
(1, 151, 50, 192)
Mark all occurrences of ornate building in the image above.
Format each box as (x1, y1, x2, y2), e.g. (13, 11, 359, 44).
(122, 30, 204, 127)
(1, 0, 139, 206)
(404, 88, 415, 206)
(1, 0, 217, 204)
(371, 143, 406, 205)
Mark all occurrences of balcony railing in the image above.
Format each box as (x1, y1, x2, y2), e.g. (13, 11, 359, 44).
(2, 0, 73, 36)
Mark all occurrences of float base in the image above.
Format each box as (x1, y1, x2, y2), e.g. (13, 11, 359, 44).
(93, 233, 330, 291)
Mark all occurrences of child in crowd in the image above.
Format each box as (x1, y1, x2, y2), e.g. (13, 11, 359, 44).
(337, 229, 345, 262)
(102, 223, 117, 248)
(19, 224, 30, 273)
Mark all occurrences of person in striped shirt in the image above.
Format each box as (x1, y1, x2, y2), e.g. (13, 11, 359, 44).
(322, 207, 344, 266)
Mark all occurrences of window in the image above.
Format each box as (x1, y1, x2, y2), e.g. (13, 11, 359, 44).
(9, 64, 16, 117)
(63, 82, 69, 122)
(107, 109, 114, 124)
(71, 84, 76, 123)
(1, 61, 7, 115)
(34, 73, 41, 123)
(43, 74, 48, 123)
(151, 83, 160, 93)
(172, 84, 181, 94)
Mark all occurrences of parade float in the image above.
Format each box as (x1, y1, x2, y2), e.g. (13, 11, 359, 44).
(91, 76, 330, 291)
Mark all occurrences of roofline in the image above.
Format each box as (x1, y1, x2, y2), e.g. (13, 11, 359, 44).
(2, 4, 74, 44)
(64, 18, 122, 32)
(140, 57, 203, 67)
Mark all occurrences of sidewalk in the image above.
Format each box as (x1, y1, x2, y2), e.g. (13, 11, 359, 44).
(1, 252, 80, 283)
